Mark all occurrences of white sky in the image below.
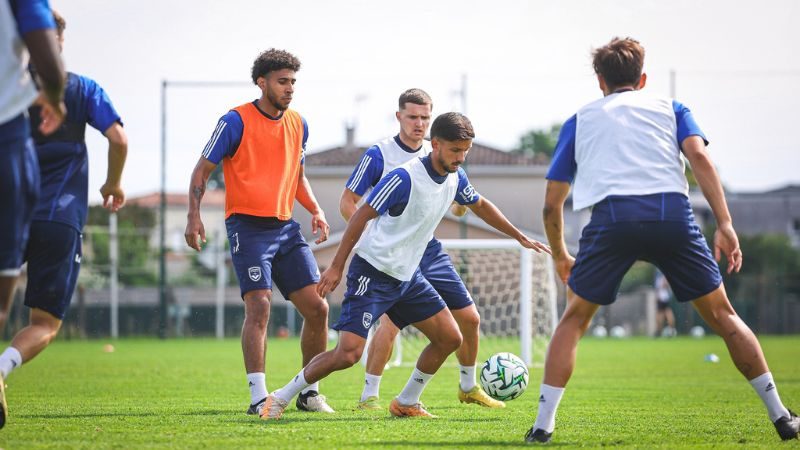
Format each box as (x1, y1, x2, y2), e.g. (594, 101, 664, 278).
(52, 0, 800, 202)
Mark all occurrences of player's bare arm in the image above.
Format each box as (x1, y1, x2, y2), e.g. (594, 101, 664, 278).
(680, 135, 742, 274)
(23, 28, 66, 135)
(542, 180, 574, 283)
(467, 197, 550, 254)
(316, 204, 378, 297)
(100, 122, 128, 212)
(296, 165, 330, 244)
(184, 158, 216, 252)
(339, 188, 362, 222)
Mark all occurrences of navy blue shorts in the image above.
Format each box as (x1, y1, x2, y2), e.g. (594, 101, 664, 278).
(226, 215, 320, 299)
(420, 239, 473, 310)
(24, 221, 81, 319)
(569, 194, 722, 305)
(0, 115, 39, 275)
(333, 254, 446, 339)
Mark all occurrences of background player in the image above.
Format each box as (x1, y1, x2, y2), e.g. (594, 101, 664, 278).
(261, 112, 549, 420)
(526, 37, 799, 443)
(0, 0, 65, 429)
(654, 270, 676, 337)
(340, 89, 502, 410)
(185, 49, 333, 416)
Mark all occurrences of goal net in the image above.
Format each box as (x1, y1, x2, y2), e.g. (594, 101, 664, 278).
(366, 239, 559, 368)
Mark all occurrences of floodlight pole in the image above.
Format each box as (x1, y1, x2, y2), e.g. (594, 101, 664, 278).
(159, 80, 168, 339)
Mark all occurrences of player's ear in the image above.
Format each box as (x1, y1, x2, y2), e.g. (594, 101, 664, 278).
(395, 111, 401, 122)
(431, 137, 440, 151)
(638, 73, 647, 90)
(256, 76, 267, 91)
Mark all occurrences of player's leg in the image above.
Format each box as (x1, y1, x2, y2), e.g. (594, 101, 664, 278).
(358, 316, 399, 409)
(659, 219, 797, 440)
(271, 221, 331, 412)
(664, 306, 676, 333)
(3, 308, 61, 366)
(692, 286, 798, 439)
(226, 216, 276, 415)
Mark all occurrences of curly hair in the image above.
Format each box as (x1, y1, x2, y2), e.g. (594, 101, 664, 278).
(430, 112, 474, 141)
(52, 9, 66, 37)
(592, 37, 645, 89)
(251, 49, 301, 84)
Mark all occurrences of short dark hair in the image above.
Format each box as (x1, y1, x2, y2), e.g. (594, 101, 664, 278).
(398, 88, 432, 111)
(430, 112, 475, 141)
(251, 49, 301, 84)
(592, 37, 645, 89)
(52, 10, 66, 37)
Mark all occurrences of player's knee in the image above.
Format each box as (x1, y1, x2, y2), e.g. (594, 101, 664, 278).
(304, 300, 329, 326)
(439, 329, 463, 353)
(458, 309, 481, 332)
(336, 346, 363, 367)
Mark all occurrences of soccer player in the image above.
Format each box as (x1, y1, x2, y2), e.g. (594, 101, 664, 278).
(526, 37, 799, 443)
(0, 0, 65, 429)
(340, 89, 503, 410)
(654, 270, 676, 337)
(260, 112, 549, 420)
(185, 49, 333, 416)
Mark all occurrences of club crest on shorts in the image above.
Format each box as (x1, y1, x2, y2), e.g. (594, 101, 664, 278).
(248, 266, 261, 282)
(362, 312, 373, 329)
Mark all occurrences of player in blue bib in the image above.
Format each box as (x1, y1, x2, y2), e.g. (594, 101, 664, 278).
(0, 9, 128, 430)
(526, 37, 799, 444)
(0, 0, 65, 429)
(260, 112, 548, 420)
(340, 89, 504, 410)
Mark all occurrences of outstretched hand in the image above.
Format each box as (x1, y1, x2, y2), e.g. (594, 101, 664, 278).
(714, 223, 742, 274)
(518, 235, 552, 255)
(316, 266, 343, 297)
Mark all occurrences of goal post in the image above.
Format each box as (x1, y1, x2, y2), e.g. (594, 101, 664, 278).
(369, 238, 559, 368)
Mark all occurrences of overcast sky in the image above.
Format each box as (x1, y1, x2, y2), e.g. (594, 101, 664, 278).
(52, 0, 800, 202)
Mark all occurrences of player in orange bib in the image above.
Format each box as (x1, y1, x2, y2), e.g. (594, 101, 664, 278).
(185, 49, 333, 415)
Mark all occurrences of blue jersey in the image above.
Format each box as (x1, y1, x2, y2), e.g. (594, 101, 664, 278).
(28, 72, 122, 231)
(366, 155, 479, 216)
(201, 101, 308, 165)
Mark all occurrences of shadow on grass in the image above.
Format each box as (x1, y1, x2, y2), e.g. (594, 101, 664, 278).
(372, 440, 575, 447)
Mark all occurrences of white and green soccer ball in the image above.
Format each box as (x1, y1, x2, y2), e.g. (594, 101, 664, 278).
(479, 352, 529, 401)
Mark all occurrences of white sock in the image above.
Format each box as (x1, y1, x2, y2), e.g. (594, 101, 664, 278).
(533, 384, 565, 433)
(301, 381, 320, 395)
(0, 347, 22, 378)
(274, 369, 309, 403)
(361, 373, 382, 401)
(246, 372, 267, 405)
(396, 368, 434, 406)
(749, 372, 790, 422)
(459, 364, 476, 392)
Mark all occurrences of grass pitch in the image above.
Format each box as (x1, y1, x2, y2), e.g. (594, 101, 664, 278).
(1, 336, 798, 449)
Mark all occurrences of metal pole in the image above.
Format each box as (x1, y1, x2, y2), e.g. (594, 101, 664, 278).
(458, 73, 468, 239)
(519, 248, 533, 366)
(158, 79, 168, 339)
(215, 230, 225, 339)
(109, 212, 119, 338)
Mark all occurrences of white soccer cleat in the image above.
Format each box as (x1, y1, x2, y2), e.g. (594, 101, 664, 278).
(296, 391, 335, 413)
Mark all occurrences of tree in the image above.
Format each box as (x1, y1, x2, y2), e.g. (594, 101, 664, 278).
(513, 123, 562, 162)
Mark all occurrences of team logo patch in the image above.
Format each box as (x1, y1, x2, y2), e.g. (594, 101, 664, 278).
(459, 184, 476, 202)
(248, 266, 262, 282)
(362, 312, 373, 329)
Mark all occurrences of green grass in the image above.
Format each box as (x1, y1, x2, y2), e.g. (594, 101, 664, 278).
(1, 336, 798, 449)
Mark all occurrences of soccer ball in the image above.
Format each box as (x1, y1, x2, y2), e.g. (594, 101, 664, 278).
(479, 352, 529, 401)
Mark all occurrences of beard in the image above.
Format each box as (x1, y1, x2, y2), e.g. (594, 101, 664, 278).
(437, 156, 459, 173)
(266, 89, 289, 112)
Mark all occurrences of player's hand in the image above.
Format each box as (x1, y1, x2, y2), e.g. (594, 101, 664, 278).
(311, 210, 330, 244)
(34, 94, 66, 135)
(100, 183, 125, 212)
(184, 215, 206, 252)
(714, 222, 742, 274)
(518, 235, 552, 255)
(554, 254, 575, 284)
(317, 266, 343, 297)
(450, 202, 468, 217)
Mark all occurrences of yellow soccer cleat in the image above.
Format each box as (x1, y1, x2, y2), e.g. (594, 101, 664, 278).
(357, 396, 383, 411)
(389, 398, 437, 418)
(0, 373, 6, 429)
(458, 385, 506, 408)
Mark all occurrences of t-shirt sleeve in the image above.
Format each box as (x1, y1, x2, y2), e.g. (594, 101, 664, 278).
(345, 145, 384, 196)
(454, 167, 480, 205)
(300, 115, 308, 165)
(12, 0, 55, 35)
(673, 100, 709, 146)
(546, 114, 577, 183)
(202, 111, 244, 164)
(365, 168, 411, 215)
(83, 77, 122, 133)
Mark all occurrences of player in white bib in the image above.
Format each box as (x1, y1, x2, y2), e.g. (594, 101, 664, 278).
(341, 89, 504, 410)
(260, 112, 549, 419)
